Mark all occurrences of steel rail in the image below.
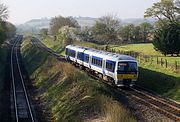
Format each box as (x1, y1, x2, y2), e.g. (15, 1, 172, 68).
(15, 39, 35, 122)
(11, 36, 19, 122)
(11, 36, 35, 122)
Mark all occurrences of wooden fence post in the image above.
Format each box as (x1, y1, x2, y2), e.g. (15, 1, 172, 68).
(165, 59, 167, 68)
(175, 61, 177, 70)
(139, 55, 140, 63)
(161, 58, 163, 66)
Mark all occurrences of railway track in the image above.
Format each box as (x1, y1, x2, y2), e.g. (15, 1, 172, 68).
(11, 36, 36, 122)
(31, 38, 180, 121)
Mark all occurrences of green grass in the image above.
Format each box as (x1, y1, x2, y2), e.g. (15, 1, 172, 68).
(41, 36, 66, 54)
(21, 38, 49, 75)
(112, 43, 160, 56)
(138, 63, 180, 101)
(22, 40, 136, 122)
(112, 43, 180, 66)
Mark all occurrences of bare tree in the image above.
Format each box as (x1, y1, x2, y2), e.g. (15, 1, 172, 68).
(144, 0, 179, 23)
(0, 3, 8, 21)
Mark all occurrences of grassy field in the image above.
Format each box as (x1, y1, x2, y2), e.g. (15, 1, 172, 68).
(41, 36, 65, 53)
(112, 43, 180, 68)
(22, 39, 136, 122)
(112, 43, 160, 56)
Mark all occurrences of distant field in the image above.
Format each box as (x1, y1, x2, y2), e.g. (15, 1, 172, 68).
(112, 43, 161, 56)
(112, 43, 180, 67)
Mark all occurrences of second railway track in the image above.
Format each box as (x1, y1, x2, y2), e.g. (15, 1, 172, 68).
(11, 36, 36, 122)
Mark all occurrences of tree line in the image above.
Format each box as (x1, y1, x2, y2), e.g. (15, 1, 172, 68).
(0, 2, 16, 46)
(46, 15, 154, 45)
(42, 0, 179, 56)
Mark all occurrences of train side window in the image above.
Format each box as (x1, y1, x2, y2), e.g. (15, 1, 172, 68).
(70, 50, 75, 58)
(84, 55, 89, 63)
(106, 61, 115, 72)
(77, 52, 82, 60)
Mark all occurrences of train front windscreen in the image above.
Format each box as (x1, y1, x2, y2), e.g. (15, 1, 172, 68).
(117, 62, 138, 74)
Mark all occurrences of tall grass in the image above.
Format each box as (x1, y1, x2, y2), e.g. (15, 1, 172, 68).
(100, 96, 135, 122)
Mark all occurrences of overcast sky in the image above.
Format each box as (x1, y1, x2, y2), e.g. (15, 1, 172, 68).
(1, 0, 159, 24)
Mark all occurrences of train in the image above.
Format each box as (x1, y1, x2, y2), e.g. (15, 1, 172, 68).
(65, 45, 138, 87)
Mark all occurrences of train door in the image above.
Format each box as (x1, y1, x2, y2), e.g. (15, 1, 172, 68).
(102, 60, 106, 75)
(89, 55, 92, 68)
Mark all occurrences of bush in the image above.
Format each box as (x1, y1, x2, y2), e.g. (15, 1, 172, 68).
(153, 22, 180, 56)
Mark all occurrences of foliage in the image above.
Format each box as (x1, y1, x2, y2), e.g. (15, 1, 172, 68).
(118, 24, 134, 43)
(144, 0, 180, 24)
(50, 16, 79, 35)
(40, 28, 48, 36)
(0, 23, 6, 45)
(92, 15, 120, 44)
(153, 22, 180, 56)
(118, 22, 153, 43)
(77, 26, 93, 42)
(139, 22, 154, 42)
(57, 26, 78, 46)
(0, 2, 16, 46)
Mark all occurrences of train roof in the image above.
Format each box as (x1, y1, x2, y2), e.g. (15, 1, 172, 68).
(66, 45, 136, 61)
(66, 45, 87, 52)
(84, 49, 135, 61)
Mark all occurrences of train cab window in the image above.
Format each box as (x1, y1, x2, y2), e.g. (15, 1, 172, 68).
(117, 62, 137, 72)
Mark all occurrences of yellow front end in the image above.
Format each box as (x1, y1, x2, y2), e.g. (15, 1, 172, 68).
(117, 74, 138, 81)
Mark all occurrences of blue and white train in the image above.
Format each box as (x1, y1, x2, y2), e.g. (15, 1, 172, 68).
(65, 45, 138, 87)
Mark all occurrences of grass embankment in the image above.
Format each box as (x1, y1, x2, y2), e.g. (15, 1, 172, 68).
(41, 36, 65, 53)
(22, 39, 136, 122)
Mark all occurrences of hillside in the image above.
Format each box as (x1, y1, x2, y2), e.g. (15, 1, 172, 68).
(16, 17, 156, 34)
